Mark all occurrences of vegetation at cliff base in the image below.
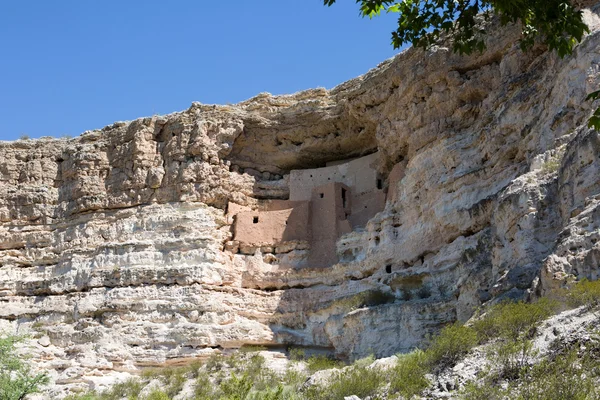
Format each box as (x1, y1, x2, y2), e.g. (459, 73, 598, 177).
(0, 335, 48, 400)
(60, 278, 600, 400)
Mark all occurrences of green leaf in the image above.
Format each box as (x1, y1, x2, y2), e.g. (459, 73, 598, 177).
(588, 107, 600, 130)
(586, 90, 600, 102)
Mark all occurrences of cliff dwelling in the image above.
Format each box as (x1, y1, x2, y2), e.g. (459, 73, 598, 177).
(227, 153, 395, 267)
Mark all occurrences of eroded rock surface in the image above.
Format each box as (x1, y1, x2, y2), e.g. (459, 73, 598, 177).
(2, 7, 600, 397)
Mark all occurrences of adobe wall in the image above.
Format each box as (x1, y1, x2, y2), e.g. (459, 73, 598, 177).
(230, 152, 386, 265)
(309, 182, 351, 267)
(226, 202, 252, 224)
(348, 190, 386, 229)
(233, 202, 310, 246)
(289, 152, 380, 201)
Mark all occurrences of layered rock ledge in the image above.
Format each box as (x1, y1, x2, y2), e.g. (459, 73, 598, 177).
(2, 7, 600, 396)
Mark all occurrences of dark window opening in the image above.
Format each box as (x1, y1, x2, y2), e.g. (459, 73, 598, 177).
(364, 205, 368, 209)
(385, 265, 392, 273)
(376, 179, 383, 190)
(341, 188, 347, 208)
(320, 193, 324, 198)
(253, 216, 259, 224)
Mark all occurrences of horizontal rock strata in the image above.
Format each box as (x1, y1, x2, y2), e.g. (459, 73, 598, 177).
(2, 6, 600, 396)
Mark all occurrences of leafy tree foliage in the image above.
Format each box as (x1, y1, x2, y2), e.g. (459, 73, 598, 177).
(325, 0, 600, 128)
(0, 335, 49, 400)
(324, 0, 589, 56)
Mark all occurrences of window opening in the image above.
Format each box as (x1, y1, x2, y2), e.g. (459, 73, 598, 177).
(341, 188, 347, 208)
(377, 178, 383, 190)
(320, 193, 324, 199)
(385, 265, 392, 274)
(253, 216, 259, 224)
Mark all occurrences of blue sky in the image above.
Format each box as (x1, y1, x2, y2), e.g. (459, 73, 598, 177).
(0, 1, 400, 141)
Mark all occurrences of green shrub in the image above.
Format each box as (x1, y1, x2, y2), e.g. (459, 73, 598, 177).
(240, 345, 268, 353)
(567, 278, 600, 309)
(304, 364, 384, 400)
(282, 367, 308, 388)
(516, 348, 598, 400)
(335, 289, 396, 312)
(141, 365, 187, 398)
(426, 323, 478, 371)
(205, 353, 226, 372)
(220, 372, 253, 400)
(305, 355, 343, 373)
(97, 378, 142, 400)
(473, 298, 558, 342)
(459, 380, 507, 400)
(244, 354, 279, 392)
(492, 339, 536, 380)
(0, 335, 49, 400)
(288, 347, 306, 362)
(247, 385, 285, 400)
(146, 389, 170, 400)
(194, 371, 216, 399)
(389, 349, 430, 399)
(540, 159, 561, 174)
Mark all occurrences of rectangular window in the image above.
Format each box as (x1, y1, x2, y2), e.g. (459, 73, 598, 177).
(253, 216, 259, 223)
(341, 188, 347, 208)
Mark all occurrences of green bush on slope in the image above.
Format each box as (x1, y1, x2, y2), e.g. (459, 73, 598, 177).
(472, 297, 559, 342)
(0, 335, 49, 400)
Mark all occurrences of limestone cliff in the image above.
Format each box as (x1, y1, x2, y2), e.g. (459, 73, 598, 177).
(2, 6, 600, 396)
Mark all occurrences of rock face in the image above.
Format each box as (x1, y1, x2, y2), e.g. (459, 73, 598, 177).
(2, 6, 600, 396)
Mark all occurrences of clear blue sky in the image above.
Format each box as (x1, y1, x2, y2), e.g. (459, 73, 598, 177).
(0, 1, 400, 141)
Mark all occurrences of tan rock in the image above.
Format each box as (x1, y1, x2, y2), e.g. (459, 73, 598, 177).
(2, 7, 600, 397)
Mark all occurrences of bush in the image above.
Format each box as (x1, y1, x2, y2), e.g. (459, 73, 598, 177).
(220, 372, 253, 400)
(194, 371, 215, 399)
(146, 389, 170, 400)
(97, 378, 143, 400)
(567, 278, 600, 309)
(305, 355, 343, 373)
(205, 353, 226, 372)
(141, 366, 187, 398)
(459, 380, 507, 400)
(247, 385, 285, 400)
(472, 297, 558, 342)
(517, 348, 599, 400)
(426, 323, 478, 371)
(0, 335, 49, 400)
(288, 347, 306, 362)
(338, 290, 396, 311)
(492, 339, 536, 380)
(389, 349, 430, 399)
(304, 363, 384, 400)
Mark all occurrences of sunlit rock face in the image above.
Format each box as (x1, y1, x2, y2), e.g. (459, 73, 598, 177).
(2, 6, 600, 397)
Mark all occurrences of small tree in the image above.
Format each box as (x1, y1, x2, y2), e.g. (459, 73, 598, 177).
(0, 335, 49, 400)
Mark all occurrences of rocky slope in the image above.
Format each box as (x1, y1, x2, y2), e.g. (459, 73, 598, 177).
(2, 5, 600, 396)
